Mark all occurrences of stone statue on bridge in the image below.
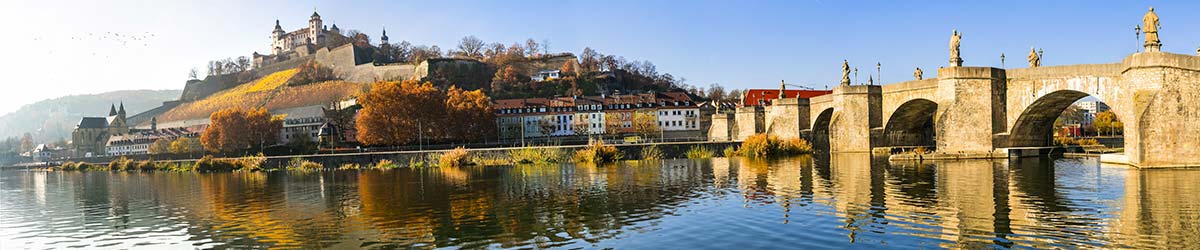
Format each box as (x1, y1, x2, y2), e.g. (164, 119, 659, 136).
(1028, 47, 1041, 67)
(841, 60, 851, 86)
(949, 29, 963, 66)
(914, 67, 923, 80)
(1143, 7, 1161, 52)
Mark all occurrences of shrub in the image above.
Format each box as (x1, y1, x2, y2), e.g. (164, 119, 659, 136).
(287, 158, 325, 170)
(78, 162, 97, 171)
(738, 134, 812, 158)
(470, 154, 511, 167)
(722, 146, 738, 157)
(913, 146, 930, 155)
(509, 146, 563, 164)
(194, 155, 267, 172)
(108, 157, 135, 171)
(338, 163, 362, 170)
(288, 61, 336, 86)
(135, 160, 155, 171)
(438, 147, 471, 167)
(573, 141, 623, 164)
(640, 145, 664, 160)
(685, 146, 715, 159)
(1078, 138, 1100, 146)
(780, 138, 813, 154)
(371, 159, 399, 169)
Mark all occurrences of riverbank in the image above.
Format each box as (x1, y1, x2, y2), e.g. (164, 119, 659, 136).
(31, 141, 743, 172)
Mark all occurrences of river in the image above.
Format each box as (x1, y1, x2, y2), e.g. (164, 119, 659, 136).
(2, 155, 1198, 249)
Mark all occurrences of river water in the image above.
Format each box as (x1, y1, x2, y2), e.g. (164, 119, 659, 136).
(2, 155, 1198, 249)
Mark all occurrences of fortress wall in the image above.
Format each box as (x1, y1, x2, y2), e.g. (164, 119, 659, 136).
(345, 64, 417, 82)
(127, 100, 183, 127)
(252, 54, 313, 78)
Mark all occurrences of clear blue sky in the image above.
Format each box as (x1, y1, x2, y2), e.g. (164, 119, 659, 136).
(2, 1, 1197, 114)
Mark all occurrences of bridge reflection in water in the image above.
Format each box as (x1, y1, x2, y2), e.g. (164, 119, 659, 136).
(1, 156, 1198, 248)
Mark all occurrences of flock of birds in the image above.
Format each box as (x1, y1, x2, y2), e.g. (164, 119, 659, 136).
(33, 32, 156, 57)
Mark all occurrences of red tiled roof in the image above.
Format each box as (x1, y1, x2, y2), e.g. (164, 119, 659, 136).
(742, 89, 832, 107)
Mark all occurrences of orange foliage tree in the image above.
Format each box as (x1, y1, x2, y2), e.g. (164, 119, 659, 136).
(445, 86, 497, 142)
(356, 80, 498, 146)
(356, 80, 446, 146)
(201, 107, 282, 153)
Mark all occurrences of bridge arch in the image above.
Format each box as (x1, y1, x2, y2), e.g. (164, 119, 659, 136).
(811, 108, 834, 152)
(1008, 90, 1122, 147)
(882, 99, 939, 148)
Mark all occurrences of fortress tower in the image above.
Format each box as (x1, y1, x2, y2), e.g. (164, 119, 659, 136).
(308, 11, 324, 45)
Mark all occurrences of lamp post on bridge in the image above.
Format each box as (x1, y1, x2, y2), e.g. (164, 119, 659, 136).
(1135, 25, 1141, 53)
(876, 62, 881, 85)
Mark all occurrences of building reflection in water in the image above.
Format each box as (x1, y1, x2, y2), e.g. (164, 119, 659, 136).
(3, 156, 1200, 248)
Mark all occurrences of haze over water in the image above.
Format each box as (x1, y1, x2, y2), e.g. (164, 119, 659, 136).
(2, 156, 1198, 249)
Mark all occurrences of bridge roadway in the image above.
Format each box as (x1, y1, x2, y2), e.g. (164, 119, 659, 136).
(721, 51, 1200, 168)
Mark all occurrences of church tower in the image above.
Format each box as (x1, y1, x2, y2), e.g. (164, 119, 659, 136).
(108, 102, 129, 135)
(380, 28, 389, 46)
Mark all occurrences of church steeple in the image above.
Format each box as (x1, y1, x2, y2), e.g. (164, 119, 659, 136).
(380, 27, 389, 44)
(118, 102, 126, 116)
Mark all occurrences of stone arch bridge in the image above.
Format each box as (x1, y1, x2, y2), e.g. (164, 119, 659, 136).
(717, 52, 1200, 168)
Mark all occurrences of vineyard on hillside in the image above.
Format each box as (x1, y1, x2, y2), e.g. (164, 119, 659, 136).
(160, 69, 368, 122)
(264, 80, 368, 110)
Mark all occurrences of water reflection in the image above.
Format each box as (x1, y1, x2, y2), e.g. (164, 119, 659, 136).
(2, 156, 1199, 249)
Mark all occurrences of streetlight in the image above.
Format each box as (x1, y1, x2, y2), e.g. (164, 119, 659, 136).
(1135, 25, 1141, 53)
(1000, 53, 1006, 68)
(876, 62, 881, 85)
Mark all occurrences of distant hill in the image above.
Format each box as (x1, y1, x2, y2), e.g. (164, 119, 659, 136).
(0, 89, 181, 143)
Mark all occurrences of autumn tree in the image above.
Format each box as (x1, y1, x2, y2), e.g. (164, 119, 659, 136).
(571, 116, 592, 137)
(456, 35, 485, 59)
(288, 61, 336, 86)
(631, 111, 660, 138)
(580, 47, 599, 72)
(148, 138, 172, 154)
(491, 65, 525, 94)
(561, 60, 576, 77)
(445, 86, 497, 142)
(1093, 110, 1123, 136)
(18, 133, 33, 153)
(201, 107, 282, 153)
(356, 80, 446, 146)
(169, 137, 203, 155)
(524, 39, 540, 57)
(604, 113, 624, 136)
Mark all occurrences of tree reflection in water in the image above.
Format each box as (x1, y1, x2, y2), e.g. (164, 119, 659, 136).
(1, 157, 1199, 249)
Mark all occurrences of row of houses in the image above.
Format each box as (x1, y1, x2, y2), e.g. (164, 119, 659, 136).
(493, 92, 712, 140)
(58, 87, 824, 160)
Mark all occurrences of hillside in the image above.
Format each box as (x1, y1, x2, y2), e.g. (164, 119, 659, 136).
(0, 89, 181, 143)
(158, 69, 367, 123)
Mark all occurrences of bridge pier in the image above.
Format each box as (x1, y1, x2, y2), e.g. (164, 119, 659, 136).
(764, 98, 810, 140)
(827, 85, 882, 153)
(733, 106, 763, 141)
(935, 67, 1008, 154)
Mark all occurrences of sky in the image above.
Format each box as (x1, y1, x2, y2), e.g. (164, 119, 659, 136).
(1, 0, 1197, 115)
